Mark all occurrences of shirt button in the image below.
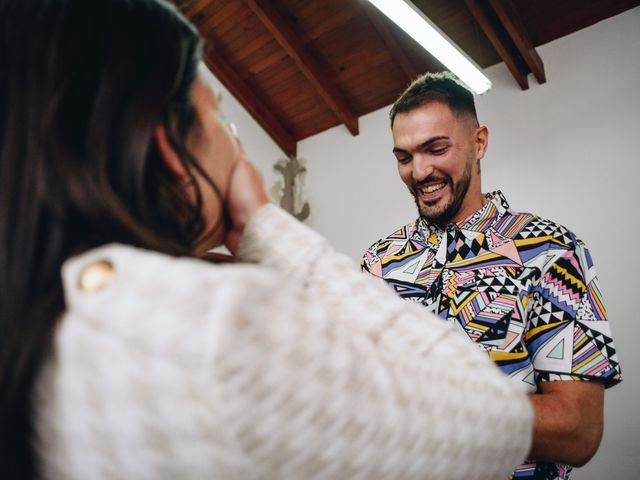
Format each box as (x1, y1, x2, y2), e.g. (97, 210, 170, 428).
(78, 260, 115, 293)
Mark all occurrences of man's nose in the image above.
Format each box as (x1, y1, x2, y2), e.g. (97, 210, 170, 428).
(412, 155, 435, 183)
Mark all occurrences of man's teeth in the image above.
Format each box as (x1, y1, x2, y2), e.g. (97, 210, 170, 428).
(420, 183, 446, 194)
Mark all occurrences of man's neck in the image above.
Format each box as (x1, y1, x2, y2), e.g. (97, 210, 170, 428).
(450, 192, 487, 226)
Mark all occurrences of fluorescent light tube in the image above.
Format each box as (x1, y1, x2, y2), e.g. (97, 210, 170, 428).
(367, 0, 492, 94)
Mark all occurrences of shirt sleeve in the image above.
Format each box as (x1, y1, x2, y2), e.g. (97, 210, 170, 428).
(525, 237, 622, 388)
(360, 241, 382, 276)
(215, 204, 534, 479)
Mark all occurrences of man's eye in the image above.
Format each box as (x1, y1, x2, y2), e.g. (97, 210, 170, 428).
(431, 146, 448, 155)
(396, 156, 411, 164)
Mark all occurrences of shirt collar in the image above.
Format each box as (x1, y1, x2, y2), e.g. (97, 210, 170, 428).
(415, 190, 510, 238)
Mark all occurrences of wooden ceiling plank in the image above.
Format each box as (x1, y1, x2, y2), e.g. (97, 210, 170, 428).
(244, 46, 289, 77)
(489, 0, 546, 84)
(335, 50, 390, 83)
(231, 31, 273, 62)
(254, 62, 300, 89)
(311, 14, 373, 62)
(300, 8, 358, 43)
(182, 0, 212, 18)
(279, 96, 327, 118)
(289, 103, 339, 126)
(219, 21, 260, 45)
(268, 75, 313, 103)
(205, 47, 297, 156)
(272, 90, 328, 118)
(245, 0, 359, 136)
(464, 0, 529, 90)
(361, 1, 418, 83)
(197, 1, 245, 36)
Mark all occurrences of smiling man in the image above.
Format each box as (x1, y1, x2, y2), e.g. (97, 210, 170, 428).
(361, 72, 622, 480)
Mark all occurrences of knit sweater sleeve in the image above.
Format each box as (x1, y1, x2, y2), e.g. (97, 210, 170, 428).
(214, 205, 533, 479)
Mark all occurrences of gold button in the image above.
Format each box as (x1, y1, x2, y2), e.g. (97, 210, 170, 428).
(79, 260, 116, 293)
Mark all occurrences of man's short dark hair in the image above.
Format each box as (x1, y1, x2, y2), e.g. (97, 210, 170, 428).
(390, 71, 478, 126)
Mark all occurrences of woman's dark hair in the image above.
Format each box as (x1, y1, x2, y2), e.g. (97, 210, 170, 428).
(0, 0, 212, 477)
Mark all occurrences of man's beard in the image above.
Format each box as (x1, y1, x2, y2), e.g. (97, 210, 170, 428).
(412, 157, 473, 227)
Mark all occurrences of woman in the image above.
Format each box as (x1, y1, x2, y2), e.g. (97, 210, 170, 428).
(0, 0, 532, 479)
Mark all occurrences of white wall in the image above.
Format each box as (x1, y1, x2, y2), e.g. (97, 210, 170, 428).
(220, 7, 640, 478)
(298, 7, 640, 479)
(209, 77, 284, 192)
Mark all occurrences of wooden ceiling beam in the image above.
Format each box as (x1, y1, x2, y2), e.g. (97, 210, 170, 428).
(245, 0, 359, 136)
(464, 0, 529, 90)
(361, 1, 419, 84)
(489, 0, 546, 84)
(204, 47, 297, 157)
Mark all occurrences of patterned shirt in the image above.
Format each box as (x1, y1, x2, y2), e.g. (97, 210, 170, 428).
(362, 191, 622, 480)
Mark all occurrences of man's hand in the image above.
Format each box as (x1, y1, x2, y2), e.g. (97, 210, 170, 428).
(224, 158, 269, 255)
(528, 381, 604, 467)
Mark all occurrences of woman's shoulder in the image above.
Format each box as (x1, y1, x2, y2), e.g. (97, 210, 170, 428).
(59, 243, 281, 364)
(39, 244, 271, 478)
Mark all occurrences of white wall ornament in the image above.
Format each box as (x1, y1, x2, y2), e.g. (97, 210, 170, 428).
(270, 156, 310, 222)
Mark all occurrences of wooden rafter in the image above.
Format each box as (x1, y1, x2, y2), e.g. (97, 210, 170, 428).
(245, 0, 359, 136)
(489, 0, 546, 84)
(361, 1, 418, 83)
(464, 0, 529, 90)
(205, 47, 297, 157)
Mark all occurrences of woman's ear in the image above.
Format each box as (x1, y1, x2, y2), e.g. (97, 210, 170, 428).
(154, 124, 188, 179)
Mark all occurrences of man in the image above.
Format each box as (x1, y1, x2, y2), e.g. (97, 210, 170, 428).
(361, 72, 622, 480)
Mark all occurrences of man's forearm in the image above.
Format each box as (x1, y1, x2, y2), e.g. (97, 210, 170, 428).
(528, 381, 604, 467)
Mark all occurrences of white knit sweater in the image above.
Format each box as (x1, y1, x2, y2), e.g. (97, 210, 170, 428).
(35, 205, 532, 479)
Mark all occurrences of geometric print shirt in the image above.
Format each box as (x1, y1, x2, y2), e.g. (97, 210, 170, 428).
(361, 191, 622, 480)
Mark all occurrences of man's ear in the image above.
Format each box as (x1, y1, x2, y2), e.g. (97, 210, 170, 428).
(475, 125, 489, 160)
(154, 124, 188, 179)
